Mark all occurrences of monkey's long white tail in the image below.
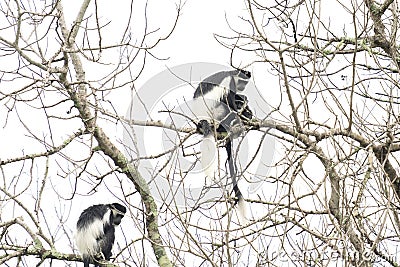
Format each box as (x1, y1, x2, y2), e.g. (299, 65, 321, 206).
(200, 134, 218, 183)
(237, 196, 249, 224)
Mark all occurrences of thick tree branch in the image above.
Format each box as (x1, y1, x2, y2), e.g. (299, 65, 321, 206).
(365, 0, 400, 68)
(54, 1, 173, 266)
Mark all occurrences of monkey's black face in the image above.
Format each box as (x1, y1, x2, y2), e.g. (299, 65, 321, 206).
(236, 80, 249, 92)
(197, 120, 212, 136)
(109, 203, 126, 226)
(113, 214, 125, 226)
(235, 70, 251, 92)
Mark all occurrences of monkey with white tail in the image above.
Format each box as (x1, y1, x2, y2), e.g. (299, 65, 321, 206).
(192, 69, 254, 221)
(75, 203, 127, 267)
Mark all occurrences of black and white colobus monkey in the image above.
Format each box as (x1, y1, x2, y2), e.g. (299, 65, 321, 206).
(193, 69, 253, 217)
(76, 203, 127, 267)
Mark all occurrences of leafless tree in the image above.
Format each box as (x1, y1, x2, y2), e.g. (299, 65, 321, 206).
(0, 0, 180, 266)
(2, 0, 400, 267)
(213, 0, 400, 266)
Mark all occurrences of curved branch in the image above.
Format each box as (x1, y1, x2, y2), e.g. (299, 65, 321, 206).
(55, 1, 173, 266)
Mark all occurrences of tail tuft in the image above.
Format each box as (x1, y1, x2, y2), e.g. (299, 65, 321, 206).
(237, 196, 249, 225)
(198, 120, 218, 183)
(200, 135, 217, 182)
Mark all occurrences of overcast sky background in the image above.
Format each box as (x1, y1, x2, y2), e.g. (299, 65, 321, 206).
(1, 0, 369, 266)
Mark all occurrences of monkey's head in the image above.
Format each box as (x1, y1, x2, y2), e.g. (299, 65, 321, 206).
(233, 69, 251, 92)
(197, 119, 213, 136)
(109, 203, 127, 226)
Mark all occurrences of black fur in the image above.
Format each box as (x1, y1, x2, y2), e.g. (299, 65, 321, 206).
(194, 69, 253, 206)
(76, 203, 126, 267)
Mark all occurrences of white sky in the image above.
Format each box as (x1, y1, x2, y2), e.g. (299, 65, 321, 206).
(3, 0, 396, 266)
